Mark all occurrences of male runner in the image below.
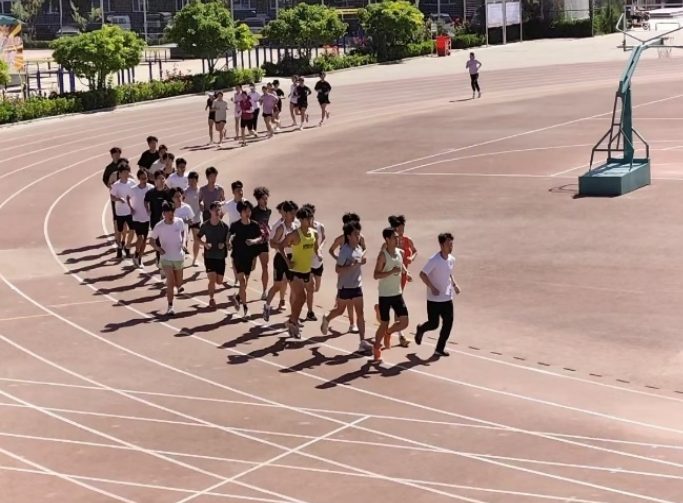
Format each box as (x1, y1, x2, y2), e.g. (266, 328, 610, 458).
(414, 232, 461, 357)
(321, 220, 371, 353)
(372, 227, 411, 362)
(251, 186, 272, 300)
(314, 72, 331, 126)
(103, 147, 122, 240)
(167, 157, 188, 190)
(229, 200, 263, 316)
(199, 166, 225, 222)
(198, 201, 231, 308)
(137, 136, 160, 173)
(185, 171, 203, 266)
(303, 203, 325, 322)
(263, 200, 298, 322)
(148, 201, 186, 316)
(279, 205, 319, 338)
(222, 180, 245, 286)
(128, 169, 154, 268)
(144, 171, 172, 278)
(109, 161, 136, 259)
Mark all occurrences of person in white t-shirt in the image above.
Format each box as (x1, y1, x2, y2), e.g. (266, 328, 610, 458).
(166, 158, 189, 190)
(465, 52, 482, 99)
(109, 161, 136, 260)
(148, 201, 186, 316)
(303, 203, 325, 322)
(221, 180, 244, 285)
(170, 187, 195, 253)
(414, 232, 461, 358)
(248, 84, 262, 133)
(128, 168, 154, 268)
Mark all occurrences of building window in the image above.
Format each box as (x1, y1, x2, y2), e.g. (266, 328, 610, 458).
(0, 0, 17, 14)
(92, 0, 111, 12)
(132, 0, 144, 12)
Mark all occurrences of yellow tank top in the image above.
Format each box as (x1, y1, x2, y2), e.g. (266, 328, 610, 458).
(290, 227, 316, 273)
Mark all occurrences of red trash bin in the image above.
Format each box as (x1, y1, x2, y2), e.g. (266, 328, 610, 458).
(435, 35, 451, 57)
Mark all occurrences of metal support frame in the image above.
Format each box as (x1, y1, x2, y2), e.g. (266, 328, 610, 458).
(589, 14, 683, 172)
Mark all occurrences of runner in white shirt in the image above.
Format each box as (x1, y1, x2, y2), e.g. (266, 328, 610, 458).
(149, 201, 186, 316)
(414, 232, 461, 358)
(184, 171, 203, 267)
(232, 85, 244, 141)
(166, 158, 189, 190)
(248, 84, 262, 134)
(129, 169, 154, 268)
(288, 75, 299, 126)
(465, 52, 482, 99)
(302, 203, 325, 322)
(220, 180, 244, 285)
(170, 187, 195, 253)
(109, 161, 136, 259)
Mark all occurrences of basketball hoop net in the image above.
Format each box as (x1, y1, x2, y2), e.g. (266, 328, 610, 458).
(657, 35, 675, 58)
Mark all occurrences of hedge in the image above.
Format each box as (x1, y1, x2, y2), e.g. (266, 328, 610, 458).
(262, 41, 435, 77)
(0, 67, 264, 125)
(451, 33, 486, 49)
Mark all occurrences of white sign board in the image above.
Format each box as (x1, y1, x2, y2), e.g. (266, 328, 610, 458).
(486, 1, 504, 27)
(505, 0, 521, 25)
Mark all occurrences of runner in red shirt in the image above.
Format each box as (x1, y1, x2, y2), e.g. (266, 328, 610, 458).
(239, 91, 254, 147)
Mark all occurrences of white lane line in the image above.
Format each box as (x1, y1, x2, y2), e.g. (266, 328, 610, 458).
(0, 446, 138, 503)
(367, 92, 683, 174)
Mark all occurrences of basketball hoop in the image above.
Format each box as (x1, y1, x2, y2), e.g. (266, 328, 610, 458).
(657, 35, 674, 59)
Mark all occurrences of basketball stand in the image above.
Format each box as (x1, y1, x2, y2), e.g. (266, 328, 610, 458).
(578, 17, 683, 197)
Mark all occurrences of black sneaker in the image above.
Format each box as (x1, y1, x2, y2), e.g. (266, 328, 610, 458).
(415, 324, 425, 345)
(124, 248, 131, 258)
(434, 349, 450, 357)
(306, 311, 317, 321)
(116, 248, 123, 259)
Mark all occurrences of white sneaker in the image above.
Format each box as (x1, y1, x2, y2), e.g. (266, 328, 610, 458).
(358, 340, 373, 353)
(166, 305, 175, 316)
(349, 324, 359, 333)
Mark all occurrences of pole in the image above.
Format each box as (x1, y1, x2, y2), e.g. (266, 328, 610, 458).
(143, 0, 148, 42)
(485, 0, 489, 46)
(100, 0, 104, 26)
(230, 0, 234, 19)
(463, 0, 467, 23)
(59, 0, 63, 31)
(519, 0, 523, 42)
(502, 0, 507, 45)
(275, 0, 278, 18)
(437, 0, 441, 16)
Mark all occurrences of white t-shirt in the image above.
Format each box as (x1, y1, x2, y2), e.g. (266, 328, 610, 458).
(167, 172, 189, 190)
(150, 217, 185, 262)
(311, 220, 325, 269)
(249, 91, 261, 109)
(129, 183, 153, 222)
(289, 83, 298, 103)
(221, 199, 241, 224)
(271, 218, 299, 254)
(110, 179, 136, 216)
(175, 202, 195, 238)
(148, 160, 164, 175)
(421, 252, 456, 303)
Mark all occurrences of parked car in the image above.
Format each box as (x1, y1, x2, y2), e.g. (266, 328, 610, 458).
(55, 26, 81, 37)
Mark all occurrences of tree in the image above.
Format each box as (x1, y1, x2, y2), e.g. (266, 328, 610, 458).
(70, 0, 102, 32)
(262, 3, 347, 61)
(166, 0, 257, 74)
(359, 0, 425, 60)
(0, 60, 10, 87)
(52, 25, 145, 90)
(11, 0, 45, 39)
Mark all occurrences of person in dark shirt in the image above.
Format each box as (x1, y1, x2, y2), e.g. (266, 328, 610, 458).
(229, 200, 263, 316)
(144, 170, 172, 277)
(314, 72, 332, 126)
(251, 186, 272, 300)
(137, 135, 160, 171)
(272, 80, 285, 129)
(293, 77, 312, 131)
(197, 201, 231, 308)
(103, 147, 122, 231)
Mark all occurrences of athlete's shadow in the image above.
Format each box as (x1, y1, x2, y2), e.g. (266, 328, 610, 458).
(64, 248, 115, 265)
(224, 325, 290, 364)
(280, 346, 365, 375)
(59, 241, 111, 255)
(315, 353, 437, 389)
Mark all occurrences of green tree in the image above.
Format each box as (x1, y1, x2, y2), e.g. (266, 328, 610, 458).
(52, 25, 145, 90)
(359, 0, 425, 60)
(262, 3, 347, 61)
(0, 60, 10, 87)
(11, 0, 45, 38)
(70, 0, 103, 32)
(166, 0, 257, 74)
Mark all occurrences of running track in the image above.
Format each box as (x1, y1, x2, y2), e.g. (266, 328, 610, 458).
(2, 57, 683, 503)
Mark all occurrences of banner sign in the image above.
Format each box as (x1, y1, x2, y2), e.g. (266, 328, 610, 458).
(505, 0, 521, 25)
(486, 1, 504, 27)
(0, 23, 25, 73)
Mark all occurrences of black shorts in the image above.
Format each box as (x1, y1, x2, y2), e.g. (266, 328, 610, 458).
(318, 96, 330, 105)
(132, 220, 150, 237)
(209, 112, 216, 121)
(205, 257, 226, 277)
(311, 265, 324, 277)
(110, 200, 117, 219)
(240, 118, 253, 130)
(255, 242, 269, 255)
(338, 287, 363, 300)
(290, 271, 310, 283)
(297, 103, 308, 110)
(262, 113, 273, 118)
(115, 214, 133, 233)
(378, 294, 409, 322)
(216, 120, 226, 125)
(189, 222, 201, 230)
(233, 254, 256, 275)
(273, 253, 291, 282)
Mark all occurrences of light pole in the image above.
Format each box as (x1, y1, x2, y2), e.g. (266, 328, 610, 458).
(143, 0, 148, 42)
(59, 0, 63, 31)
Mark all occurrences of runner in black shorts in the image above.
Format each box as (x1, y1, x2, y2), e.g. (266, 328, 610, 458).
(293, 77, 311, 131)
(228, 200, 263, 316)
(314, 72, 331, 126)
(251, 186, 272, 300)
(144, 171, 172, 277)
(272, 80, 285, 130)
(198, 201, 231, 309)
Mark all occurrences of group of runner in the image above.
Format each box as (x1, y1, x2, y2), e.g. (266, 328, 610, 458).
(102, 70, 461, 364)
(205, 73, 332, 146)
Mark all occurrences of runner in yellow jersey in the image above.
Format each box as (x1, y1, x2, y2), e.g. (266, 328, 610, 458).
(278, 205, 320, 338)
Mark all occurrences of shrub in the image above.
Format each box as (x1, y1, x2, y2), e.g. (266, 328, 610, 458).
(0, 67, 263, 125)
(451, 33, 485, 49)
(313, 52, 377, 71)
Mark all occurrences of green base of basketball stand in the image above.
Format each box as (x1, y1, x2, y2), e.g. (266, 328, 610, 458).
(578, 158, 651, 197)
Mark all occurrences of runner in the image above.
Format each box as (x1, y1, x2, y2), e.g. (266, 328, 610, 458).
(170, 187, 195, 247)
(314, 72, 331, 126)
(279, 205, 319, 338)
(238, 90, 256, 146)
(228, 200, 264, 316)
(328, 212, 366, 333)
(260, 84, 279, 138)
(212, 92, 229, 143)
(102, 147, 122, 240)
(303, 203, 325, 322)
(198, 201, 231, 309)
(263, 200, 297, 321)
(288, 75, 299, 127)
(147, 144, 168, 177)
(466, 52, 482, 99)
(148, 201, 186, 316)
(128, 168, 154, 269)
(137, 136, 160, 174)
(185, 171, 203, 267)
(199, 167, 225, 222)
(272, 80, 285, 130)
(320, 220, 372, 354)
(372, 227, 411, 362)
(206, 92, 218, 144)
(109, 160, 136, 259)
(294, 77, 311, 130)
(251, 186, 272, 300)
(249, 83, 262, 133)
(161, 152, 176, 178)
(414, 232, 461, 357)
(232, 85, 244, 140)
(144, 171, 173, 278)
(166, 158, 188, 190)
